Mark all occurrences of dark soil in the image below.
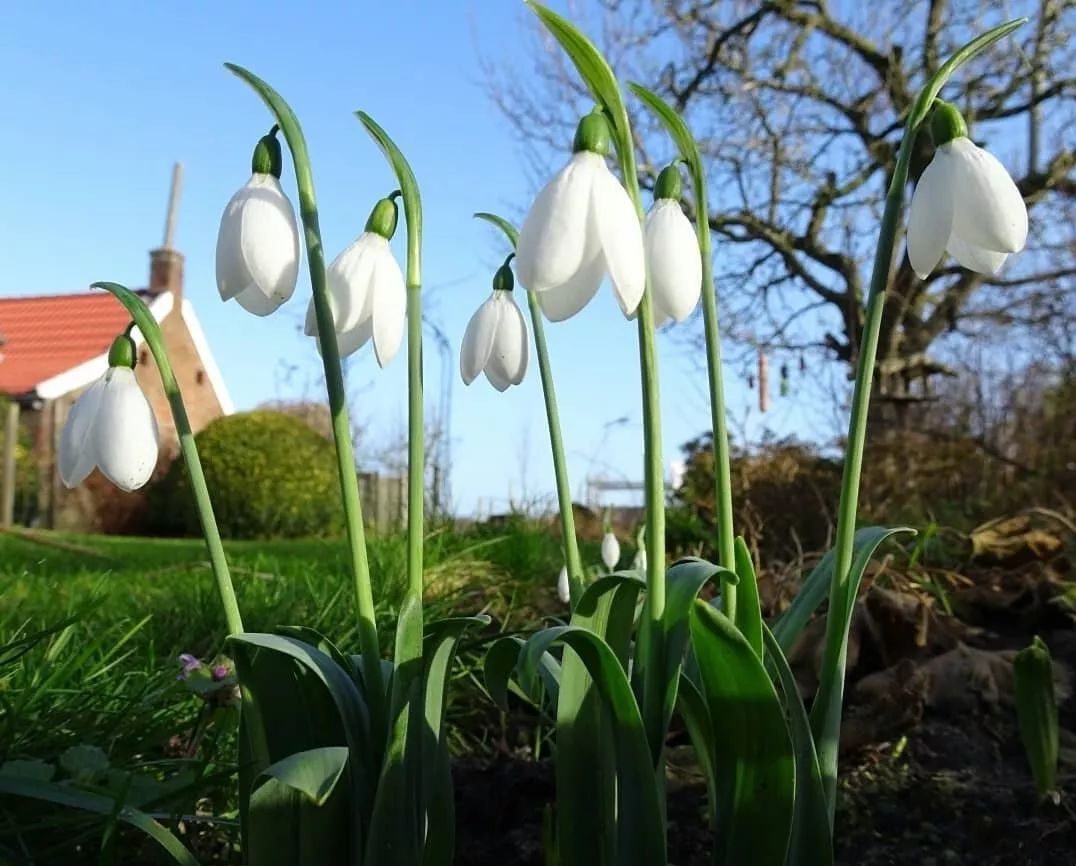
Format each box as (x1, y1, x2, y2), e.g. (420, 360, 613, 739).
(454, 624, 1076, 866)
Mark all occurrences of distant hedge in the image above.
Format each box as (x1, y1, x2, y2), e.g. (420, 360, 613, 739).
(149, 410, 343, 539)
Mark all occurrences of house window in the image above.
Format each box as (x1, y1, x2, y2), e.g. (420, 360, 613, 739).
(196, 370, 206, 385)
(140, 349, 149, 366)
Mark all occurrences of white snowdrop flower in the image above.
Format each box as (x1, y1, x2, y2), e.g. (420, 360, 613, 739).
(215, 129, 301, 317)
(516, 112, 645, 322)
(305, 196, 407, 368)
(59, 336, 159, 492)
(460, 262, 529, 391)
(645, 164, 702, 326)
(557, 566, 571, 604)
(907, 101, 1027, 279)
(601, 531, 620, 571)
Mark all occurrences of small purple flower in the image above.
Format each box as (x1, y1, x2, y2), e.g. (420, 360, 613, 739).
(211, 664, 230, 682)
(177, 653, 203, 681)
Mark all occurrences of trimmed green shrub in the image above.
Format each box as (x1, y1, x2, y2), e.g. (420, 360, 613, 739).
(149, 410, 343, 539)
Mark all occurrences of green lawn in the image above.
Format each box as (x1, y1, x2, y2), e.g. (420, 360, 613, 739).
(0, 522, 592, 861)
(0, 522, 586, 763)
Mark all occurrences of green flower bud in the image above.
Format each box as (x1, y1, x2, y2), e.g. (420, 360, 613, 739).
(930, 100, 969, 147)
(107, 334, 136, 369)
(251, 127, 284, 178)
(364, 196, 399, 240)
(654, 163, 683, 202)
(492, 263, 514, 293)
(572, 111, 611, 157)
(1014, 636, 1059, 798)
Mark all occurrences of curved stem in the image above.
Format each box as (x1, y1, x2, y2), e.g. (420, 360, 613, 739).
(224, 64, 384, 722)
(474, 212, 585, 602)
(528, 0, 668, 765)
(92, 282, 243, 636)
(811, 17, 1027, 822)
(628, 82, 736, 614)
(356, 111, 426, 671)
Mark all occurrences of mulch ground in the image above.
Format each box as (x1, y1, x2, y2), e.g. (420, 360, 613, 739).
(454, 623, 1076, 866)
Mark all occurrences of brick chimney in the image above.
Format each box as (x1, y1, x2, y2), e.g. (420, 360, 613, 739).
(149, 247, 184, 298)
(148, 163, 185, 299)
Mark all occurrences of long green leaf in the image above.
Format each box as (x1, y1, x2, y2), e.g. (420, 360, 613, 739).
(0, 775, 200, 866)
(421, 615, 490, 866)
(247, 747, 351, 866)
(771, 527, 914, 653)
(675, 674, 717, 834)
(655, 558, 736, 759)
(555, 571, 646, 866)
(733, 539, 763, 659)
(366, 593, 424, 866)
(762, 627, 833, 866)
(573, 571, 646, 667)
(807, 527, 914, 819)
(520, 627, 666, 866)
(690, 602, 795, 866)
(229, 632, 373, 862)
(485, 635, 562, 710)
(258, 747, 350, 807)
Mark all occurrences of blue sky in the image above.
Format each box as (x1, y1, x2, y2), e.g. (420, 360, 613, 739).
(0, 1, 804, 515)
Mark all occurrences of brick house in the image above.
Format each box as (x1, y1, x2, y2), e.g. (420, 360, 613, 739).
(0, 234, 233, 531)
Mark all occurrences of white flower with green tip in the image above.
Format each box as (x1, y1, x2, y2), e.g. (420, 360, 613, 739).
(59, 336, 159, 492)
(516, 112, 645, 321)
(907, 101, 1028, 279)
(215, 129, 301, 316)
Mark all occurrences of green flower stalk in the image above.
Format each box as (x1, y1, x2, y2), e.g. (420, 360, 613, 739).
(473, 211, 586, 602)
(629, 84, 738, 615)
(809, 18, 1028, 823)
(89, 282, 243, 637)
(224, 64, 384, 728)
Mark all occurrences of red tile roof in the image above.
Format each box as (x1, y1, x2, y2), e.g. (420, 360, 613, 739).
(0, 291, 144, 396)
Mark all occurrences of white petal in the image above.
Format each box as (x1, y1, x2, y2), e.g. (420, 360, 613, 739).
(946, 233, 1009, 275)
(370, 246, 407, 368)
(336, 314, 375, 358)
(322, 233, 380, 334)
(645, 200, 702, 322)
(216, 175, 300, 310)
(484, 294, 529, 387)
(906, 154, 955, 279)
(91, 368, 159, 492)
(601, 532, 620, 569)
(537, 250, 605, 322)
(59, 377, 107, 487)
(234, 284, 286, 317)
(460, 294, 503, 385)
(484, 364, 513, 392)
(516, 153, 601, 292)
(557, 566, 570, 603)
(946, 138, 1028, 253)
(590, 164, 645, 317)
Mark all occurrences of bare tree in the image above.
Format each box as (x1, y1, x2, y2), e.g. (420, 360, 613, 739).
(485, 0, 1074, 407)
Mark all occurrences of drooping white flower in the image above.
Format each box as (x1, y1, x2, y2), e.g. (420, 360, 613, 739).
(645, 164, 702, 326)
(516, 112, 645, 322)
(557, 566, 571, 604)
(305, 197, 406, 368)
(59, 338, 159, 492)
(601, 531, 620, 570)
(215, 130, 301, 317)
(460, 263, 529, 391)
(907, 101, 1027, 279)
